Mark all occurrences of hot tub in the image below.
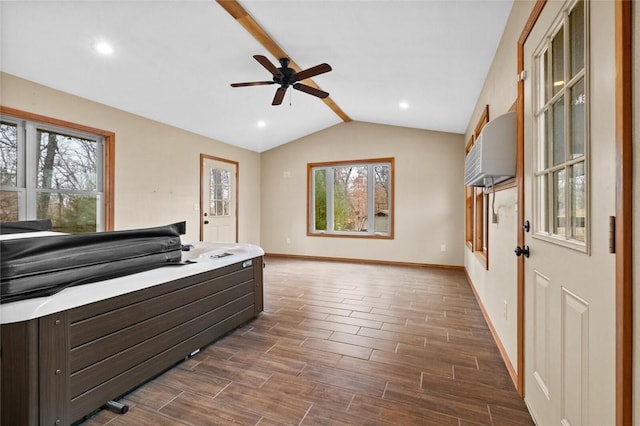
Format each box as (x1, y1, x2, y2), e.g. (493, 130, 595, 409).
(1, 234, 264, 425)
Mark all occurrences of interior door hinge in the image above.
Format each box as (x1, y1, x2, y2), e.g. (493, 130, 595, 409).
(609, 216, 616, 254)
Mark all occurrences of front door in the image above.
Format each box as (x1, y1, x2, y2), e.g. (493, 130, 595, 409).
(522, 0, 615, 424)
(200, 155, 238, 243)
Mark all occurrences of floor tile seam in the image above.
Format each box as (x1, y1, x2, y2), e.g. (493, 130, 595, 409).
(216, 380, 315, 411)
(296, 402, 315, 426)
(381, 389, 496, 424)
(376, 389, 477, 425)
(144, 403, 198, 426)
(407, 378, 526, 412)
(332, 366, 424, 388)
(301, 337, 373, 359)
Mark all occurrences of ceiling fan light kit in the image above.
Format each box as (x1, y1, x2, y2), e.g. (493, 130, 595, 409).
(231, 55, 331, 105)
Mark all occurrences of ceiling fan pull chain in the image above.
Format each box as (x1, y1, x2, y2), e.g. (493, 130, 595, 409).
(289, 87, 292, 106)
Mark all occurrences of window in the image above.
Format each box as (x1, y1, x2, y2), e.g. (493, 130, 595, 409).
(209, 168, 231, 216)
(308, 158, 393, 238)
(465, 105, 490, 268)
(0, 111, 112, 233)
(533, 0, 587, 250)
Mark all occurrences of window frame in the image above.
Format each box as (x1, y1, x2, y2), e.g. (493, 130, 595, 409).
(0, 106, 115, 231)
(531, 0, 589, 252)
(465, 105, 490, 269)
(307, 157, 394, 239)
(209, 168, 231, 217)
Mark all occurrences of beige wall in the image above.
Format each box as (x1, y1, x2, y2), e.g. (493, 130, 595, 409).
(0, 72, 261, 245)
(463, 0, 534, 371)
(633, 1, 639, 422)
(260, 121, 465, 266)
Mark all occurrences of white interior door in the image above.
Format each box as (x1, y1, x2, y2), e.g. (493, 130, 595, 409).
(201, 156, 237, 243)
(522, 1, 615, 425)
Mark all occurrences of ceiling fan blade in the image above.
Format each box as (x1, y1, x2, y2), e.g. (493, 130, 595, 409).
(272, 87, 287, 105)
(254, 55, 282, 77)
(230, 81, 276, 87)
(295, 63, 332, 81)
(293, 83, 329, 99)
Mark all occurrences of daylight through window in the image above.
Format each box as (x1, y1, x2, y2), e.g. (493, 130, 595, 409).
(0, 116, 105, 233)
(533, 0, 587, 249)
(308, 158, 393, 238)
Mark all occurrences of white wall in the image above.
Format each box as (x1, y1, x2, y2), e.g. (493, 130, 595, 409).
(260, 121, 465, 266)
(0, 72, 262, 245)
(463, 0, 535, 372)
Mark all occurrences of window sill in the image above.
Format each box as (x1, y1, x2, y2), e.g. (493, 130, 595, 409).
(474, 250, 489, 270)
(308, 232, 393, 240)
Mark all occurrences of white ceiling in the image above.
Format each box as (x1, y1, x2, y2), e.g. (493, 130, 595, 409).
(0, 0, 513, 153)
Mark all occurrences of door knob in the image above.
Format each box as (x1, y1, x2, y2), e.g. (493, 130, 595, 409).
(203, 220, 209, 225)
(514, 245, 530, 257)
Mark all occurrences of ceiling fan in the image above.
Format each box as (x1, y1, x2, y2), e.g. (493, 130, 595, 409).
(231, 55, 332, 105)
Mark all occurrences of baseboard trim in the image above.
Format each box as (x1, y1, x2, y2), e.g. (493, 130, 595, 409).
(463, 268, 519, 391)
(264, 252, 464, 270)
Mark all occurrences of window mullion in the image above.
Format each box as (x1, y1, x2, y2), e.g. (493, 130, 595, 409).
(563, 16, 571, 240)
(326, 167, 334, 232)
(367, 164, 374, 235)
(24, 123, 37, 219)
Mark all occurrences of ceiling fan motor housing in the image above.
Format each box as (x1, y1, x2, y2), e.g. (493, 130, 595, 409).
(275, 58, 295, 87)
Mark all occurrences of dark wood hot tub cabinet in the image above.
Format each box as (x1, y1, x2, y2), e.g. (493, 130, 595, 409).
(0, 256, 263, 425)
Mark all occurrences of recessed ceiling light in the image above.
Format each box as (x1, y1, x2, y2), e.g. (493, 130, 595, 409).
(399, 101, 409, 110)
(257, 120, 266, 128)
(93, 41, 114, 55)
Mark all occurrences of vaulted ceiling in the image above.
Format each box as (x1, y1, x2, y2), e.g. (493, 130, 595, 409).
(0, 0, 513, 153)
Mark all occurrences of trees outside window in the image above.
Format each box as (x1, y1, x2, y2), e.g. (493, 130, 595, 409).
(0, 116, 105, 233)
(309, 158, 393, 238)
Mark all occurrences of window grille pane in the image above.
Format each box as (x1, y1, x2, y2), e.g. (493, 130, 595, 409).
(333, 166, 367, 232)
(539, 50, 549, 106)
(538, 109, 549, 170)
(570, 78, 585, 159)
(313, 169, 327, 231)
(36, 130, 97, 191)
(570, 162, 585, 241)
(537, 174, 549, 233)
(37, 192, 97, 233)
(553, 169, 566, 236)
(373, 165, 390, 233)
(0, 122, 18, 187)
(552, 98, 565, 166)
(0, 190, 19, 221)
(569, 0, 585, 78)
(552, 27, 564, 95)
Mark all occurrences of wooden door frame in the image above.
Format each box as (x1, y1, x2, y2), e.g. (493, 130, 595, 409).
(613, 1, 633, 425)
(515, 2, 633, 425)
(516, 0, 547, 398)
(199, 154, 239, 243)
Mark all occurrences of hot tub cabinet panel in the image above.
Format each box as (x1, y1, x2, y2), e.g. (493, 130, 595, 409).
(1, 256, 264, 425)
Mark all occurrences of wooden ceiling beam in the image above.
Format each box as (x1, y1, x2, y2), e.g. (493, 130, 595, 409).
(216, 0, 351, 122)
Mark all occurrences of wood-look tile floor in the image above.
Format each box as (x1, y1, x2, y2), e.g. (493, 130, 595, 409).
(81, 257, 534, 425)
